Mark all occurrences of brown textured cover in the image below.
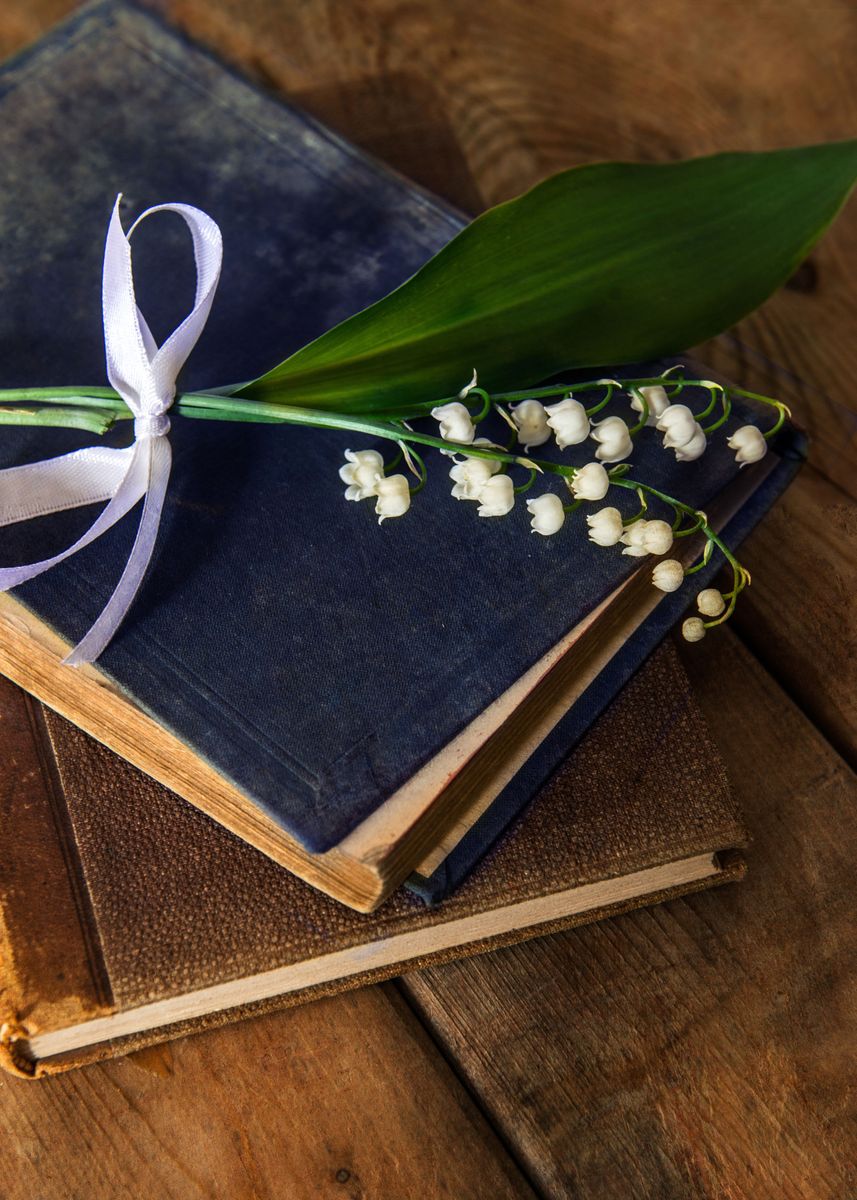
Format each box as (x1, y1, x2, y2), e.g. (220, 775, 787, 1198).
(0, 641, 747, 1077)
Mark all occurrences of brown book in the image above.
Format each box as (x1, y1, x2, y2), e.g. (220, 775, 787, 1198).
(0, 641, 747, 1078)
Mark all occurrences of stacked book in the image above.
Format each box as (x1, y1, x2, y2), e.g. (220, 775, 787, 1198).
(0, 2, 800, 1076)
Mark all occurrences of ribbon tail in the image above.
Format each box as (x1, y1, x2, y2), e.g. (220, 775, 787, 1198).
(0, 447, 145, 591)
(65, 437, 172, 666)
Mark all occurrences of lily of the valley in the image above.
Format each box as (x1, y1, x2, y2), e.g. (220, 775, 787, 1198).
(620, 518, 674, 557)
(449, 439, 502, 499)
(697, 588, 726, 617)
(652, 559, 685, 592)
(545, 397, 590, 448)
(727, 424, 767, 466)
(586, 506, 624, 546)
(476, 473, 515, 517)
(630, 384, 670, 425)
(431, 401, 476, 445)
(682, 617, 707, 642)
(511, 399, 552, 450)
(340, 448, 385, 501)
(656, 404, 707, 462)
(590, 415, 633, 463)
(570, 462, 610, 501)
(527, 493, 565, 536)
(374, 474, 411, 523)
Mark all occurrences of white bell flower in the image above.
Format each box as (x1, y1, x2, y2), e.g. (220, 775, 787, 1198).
(727, 424, 767, 466)
(620, 519, 673, 557)
(374, 474, 411, 523)
(545, 397, 590, 448)
(656, 404, 697, 444)
(673, 426, 707, 461)
(620, 521, 649, 557)
(449, 439, 502, 499)
(697, 588, 726, 617)
(657, 404, 707, 461)
(590, 415, 633, 463)
(511, 400, 552, 450)
(476, 473, 515, 517)
(682, 616, 707, 642)
(339, 448, 385, 501)
(570, 462, 610, 501)
(527, 493, 565, 536)
(586, 506, 624, 547)
(652, 559, 685, 592)
(431, 401, 476, 446)
(640, 519, 674, 555)
(630, 384, 670, 425)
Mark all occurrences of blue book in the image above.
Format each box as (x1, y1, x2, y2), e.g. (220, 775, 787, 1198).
(0, 1, 803, 911)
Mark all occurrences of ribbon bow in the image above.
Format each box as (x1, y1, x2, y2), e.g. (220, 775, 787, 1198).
(0, 197, 222, 665)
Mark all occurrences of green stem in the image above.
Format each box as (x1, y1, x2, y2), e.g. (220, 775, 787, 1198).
(764, 405, 788, 439)
(513, 468, 538, 494)
(0, 406, 122, 434)
(702, 392, 732, 434)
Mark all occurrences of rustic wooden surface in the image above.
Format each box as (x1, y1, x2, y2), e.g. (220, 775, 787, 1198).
(2, 2, 856, 1197)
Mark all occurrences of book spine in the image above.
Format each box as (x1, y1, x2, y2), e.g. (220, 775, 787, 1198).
(0, 679, 113, 1077)
(23, 855, 745, 1075)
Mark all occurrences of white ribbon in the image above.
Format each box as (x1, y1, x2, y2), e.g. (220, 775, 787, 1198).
(0, 196, 222, 665)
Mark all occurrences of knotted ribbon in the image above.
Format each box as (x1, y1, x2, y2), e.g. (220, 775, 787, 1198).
(0, 197, 222, 665)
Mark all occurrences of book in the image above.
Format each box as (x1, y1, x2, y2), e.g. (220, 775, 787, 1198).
(0, 641, 747, 1078)
(0, 2, 803, 911)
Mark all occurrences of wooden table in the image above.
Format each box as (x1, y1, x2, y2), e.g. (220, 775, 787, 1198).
(2, 2, 855, 1195)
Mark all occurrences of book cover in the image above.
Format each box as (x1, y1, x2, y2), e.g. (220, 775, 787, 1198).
(0, 2, 801, 909)
(0, 641, 747, 1078)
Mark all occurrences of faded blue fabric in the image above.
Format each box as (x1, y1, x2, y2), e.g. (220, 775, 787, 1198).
(0, 2, 803, 855)
(406, 428, 805, 904)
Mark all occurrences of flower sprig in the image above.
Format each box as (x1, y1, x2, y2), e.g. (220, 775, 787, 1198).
(331, 368, 786, 641)
(0, 366, 786, 641)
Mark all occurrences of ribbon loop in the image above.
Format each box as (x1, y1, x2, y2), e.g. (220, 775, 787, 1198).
(0, 195, 223, 664)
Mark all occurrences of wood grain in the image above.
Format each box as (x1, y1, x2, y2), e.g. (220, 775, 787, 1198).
(2, 1, 857, 1197)
(732, 463, 857, 769)
(0, 984, 535, 1200)
(402, 630, 857, 1198)
(140, 0, 857, 494)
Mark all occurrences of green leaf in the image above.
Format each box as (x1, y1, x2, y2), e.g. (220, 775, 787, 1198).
(239, 140, 857, 413)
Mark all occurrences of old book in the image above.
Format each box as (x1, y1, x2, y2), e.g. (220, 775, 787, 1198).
(0, 641, 747, 1078)
(0, 3, 801, 911)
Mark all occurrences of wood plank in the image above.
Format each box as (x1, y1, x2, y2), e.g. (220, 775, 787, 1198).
(0, 984, 536, 1200)
(731, 462, 857, 768)
(8, 3, 856, 490)
(401, 630, 857, 1198)
(148, 0, 857, 494)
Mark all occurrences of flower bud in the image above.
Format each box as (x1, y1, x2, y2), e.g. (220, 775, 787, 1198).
(545, 397, 590, 448)
(586, 506, 624, 547)
(727, 424, 767, 466)
(511, 399, 551, 450)
(431, 401, 476, 445)
(630, 384, 670, 425)
(374, 474, 411, 523)
(339, 448, 385, 501)
(682, 617, 707, 642)
(640, 519, 674, 555)
(652, 559, 685, 592)
(526, 493, 565, 536)
(570, 462, 610, 501)
(476, 473, 514, 517)
(697, 588, 726, 617)
(590, 415, 633, 463)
